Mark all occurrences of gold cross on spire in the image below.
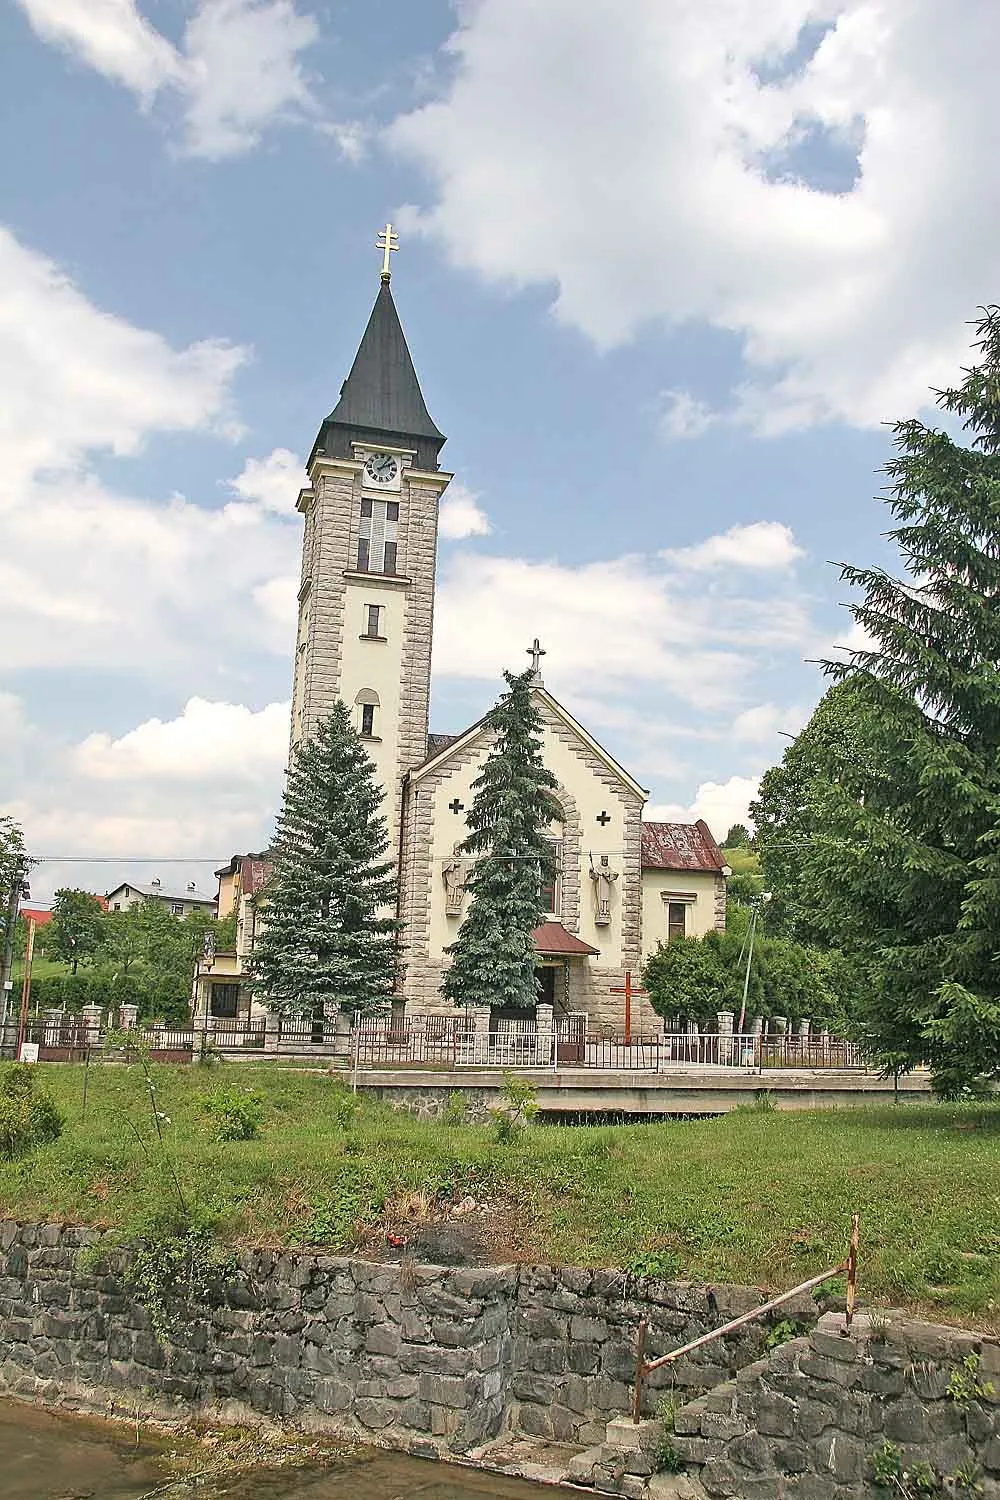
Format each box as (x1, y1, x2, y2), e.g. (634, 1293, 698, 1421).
(376, 222, 399, 281)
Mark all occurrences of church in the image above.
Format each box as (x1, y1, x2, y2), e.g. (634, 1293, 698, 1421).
(284, 233, 728, 1033)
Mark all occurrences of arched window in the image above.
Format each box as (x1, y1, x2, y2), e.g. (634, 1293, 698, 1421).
(355, 689, 380, 739)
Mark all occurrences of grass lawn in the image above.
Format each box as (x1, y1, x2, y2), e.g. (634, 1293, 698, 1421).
(1, 1062, 998, 1328)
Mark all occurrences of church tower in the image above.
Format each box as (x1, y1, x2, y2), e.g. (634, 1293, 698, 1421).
(289, 228, 451, 844)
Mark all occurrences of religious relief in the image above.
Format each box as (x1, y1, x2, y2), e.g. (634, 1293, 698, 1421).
(442, 847, 468, 915)
(589, 854, 619, 926)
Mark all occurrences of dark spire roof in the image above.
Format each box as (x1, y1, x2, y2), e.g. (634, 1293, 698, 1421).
(309, 278, 446, 472)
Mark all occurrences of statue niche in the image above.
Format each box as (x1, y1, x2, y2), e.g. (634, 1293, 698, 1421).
(589, 854, 619, 927)
(441, 846, 468, 915)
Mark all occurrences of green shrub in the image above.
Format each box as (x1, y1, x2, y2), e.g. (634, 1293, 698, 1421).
(201, 1083, 264, 1142)
(489, 1072, 539, 1144)
(442, 1090, 469, 1126)
(0, 1065, 64, 1159)
(328, 1080, 360, 1128)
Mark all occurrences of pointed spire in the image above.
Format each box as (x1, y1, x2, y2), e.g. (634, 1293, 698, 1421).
(310, 278, 445, 472)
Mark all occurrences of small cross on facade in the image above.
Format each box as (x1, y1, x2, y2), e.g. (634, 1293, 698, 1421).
(377, 222, 399, 280)
(448, 798, 465, 814)
(527, 638, 546, 675)
(596, 810, 611, 827)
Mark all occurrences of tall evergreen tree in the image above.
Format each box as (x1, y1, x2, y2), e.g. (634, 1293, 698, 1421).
(250, 704, 398, 1017)
(444, 668, 561, 1009)
(763, 308, 1000, 1094)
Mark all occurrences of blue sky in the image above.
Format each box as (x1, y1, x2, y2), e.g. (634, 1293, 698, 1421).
(2, 0, 997, 901)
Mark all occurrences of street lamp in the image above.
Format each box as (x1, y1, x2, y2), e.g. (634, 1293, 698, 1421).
(736, 891, 771, 1036)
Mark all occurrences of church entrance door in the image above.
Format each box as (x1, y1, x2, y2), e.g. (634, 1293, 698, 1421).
(535, 966, 557, 1008)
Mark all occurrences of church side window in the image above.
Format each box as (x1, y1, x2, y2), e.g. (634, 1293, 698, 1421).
(365, 604, 382, 638)
(357, 499, 399, 574)
(667, 902, 687, 941)
(539, 839, 562, 917)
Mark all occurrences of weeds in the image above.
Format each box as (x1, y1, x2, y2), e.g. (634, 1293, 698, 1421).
(202, 1083, 264, 1142)
(0, 1064, 63, 1159)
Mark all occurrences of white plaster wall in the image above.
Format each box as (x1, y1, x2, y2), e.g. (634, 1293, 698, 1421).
(339, 580, 408, 848)
(640, 870, 722, 958)
(421, 718, 633, 969)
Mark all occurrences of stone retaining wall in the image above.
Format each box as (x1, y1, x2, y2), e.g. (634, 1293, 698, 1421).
(668, 1311, 1000, 1499)
(0, 1221, 790, 1455)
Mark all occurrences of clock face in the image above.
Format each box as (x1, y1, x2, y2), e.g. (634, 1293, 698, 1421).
(363, 453, 399, 486)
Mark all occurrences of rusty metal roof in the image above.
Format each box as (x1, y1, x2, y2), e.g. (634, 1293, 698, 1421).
(640, 819, 726, 873)
(531, 921, 600, 957)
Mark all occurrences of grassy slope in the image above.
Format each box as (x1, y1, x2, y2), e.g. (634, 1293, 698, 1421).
(1, 1064, 997, 1327)
(721, 846, 761, 877)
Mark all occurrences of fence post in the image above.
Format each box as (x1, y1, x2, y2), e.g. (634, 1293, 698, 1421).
(409, 1012, 426, 1064)
(470, 1004, 491, 1066)
(536, 1003, 554, 1067)
(81, 1004, 103, 1050)
(717, 1009, 734, 1065)
(264, 1010, 280, 1053)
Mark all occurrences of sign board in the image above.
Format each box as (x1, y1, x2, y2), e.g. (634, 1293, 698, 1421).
(2, 980, 12, 991)
(18, 1042, 39, 1064)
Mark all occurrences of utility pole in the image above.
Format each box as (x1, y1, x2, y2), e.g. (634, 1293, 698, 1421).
(0, 857, 29, 1033)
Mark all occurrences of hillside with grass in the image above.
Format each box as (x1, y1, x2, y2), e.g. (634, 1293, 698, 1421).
(1, 1062, 997, 1330)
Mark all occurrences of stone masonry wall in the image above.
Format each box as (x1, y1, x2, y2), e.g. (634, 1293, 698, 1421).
(0, 1222, 786, 1456)
(668, 1310, 1000, 1499)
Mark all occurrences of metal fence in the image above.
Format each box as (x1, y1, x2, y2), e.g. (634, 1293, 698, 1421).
(0, 1013, 867, 1072)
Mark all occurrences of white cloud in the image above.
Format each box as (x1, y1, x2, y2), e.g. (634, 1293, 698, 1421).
(434, 545, 811, 714)
(228, 448, 304, 516)
(389, 0, 1000, 433)
(0, 229, 244, 494)
(732, 701, 808, 742)
(439, 482, 492, 540)
(0, 229, 299, 679)
(664, 521, 804, 572)
(15, 0, 321, 160)
(648, 775, 761, 845)
(181, 0, 318, 160)
(74, 697, 289, 781)
(660, 390, 720, 442)
(15, 0, 182, 98)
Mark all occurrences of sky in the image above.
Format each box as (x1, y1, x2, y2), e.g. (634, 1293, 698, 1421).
(1, 0, 998, 903)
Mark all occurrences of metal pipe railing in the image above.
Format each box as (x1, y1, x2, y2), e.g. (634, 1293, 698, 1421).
(632, 1212, 860, 1423)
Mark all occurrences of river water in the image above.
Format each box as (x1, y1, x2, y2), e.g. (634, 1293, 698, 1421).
(0, 1401, 577, 1500)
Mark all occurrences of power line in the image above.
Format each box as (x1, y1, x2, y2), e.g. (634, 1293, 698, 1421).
(29, 856, 226, 863)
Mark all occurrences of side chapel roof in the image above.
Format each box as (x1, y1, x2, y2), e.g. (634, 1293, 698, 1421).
(640, 819, 727, 873)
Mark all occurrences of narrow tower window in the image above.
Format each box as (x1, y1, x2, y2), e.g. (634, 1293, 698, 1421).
(365, 604, 382, 638)
(355, 689, 380, 739)
(357, 499, 399, 574)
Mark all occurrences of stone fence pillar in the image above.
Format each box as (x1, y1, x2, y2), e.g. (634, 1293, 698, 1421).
(119, 1003, 138, 1031)
(798, 1017, 811, 1039)
(771, 1015, 788, 1036)
(43, 1008, 61, 1047)
(264, 1010, 280, 1053)
(408, 1011, 426, 1064)
(717, 1009, 734, 1064)
(469, 1004, 491, 1065)
(81, 1004, 103, 1048)
(536, 1003, 554, 1067)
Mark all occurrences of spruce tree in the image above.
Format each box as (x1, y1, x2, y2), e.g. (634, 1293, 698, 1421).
(250, 703, 398, 1017)
(444, 668, 561, 1009)
(771, 308, 1000, 1093)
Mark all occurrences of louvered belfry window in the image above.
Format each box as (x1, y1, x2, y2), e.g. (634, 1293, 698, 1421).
(357, 499, 399, 573)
